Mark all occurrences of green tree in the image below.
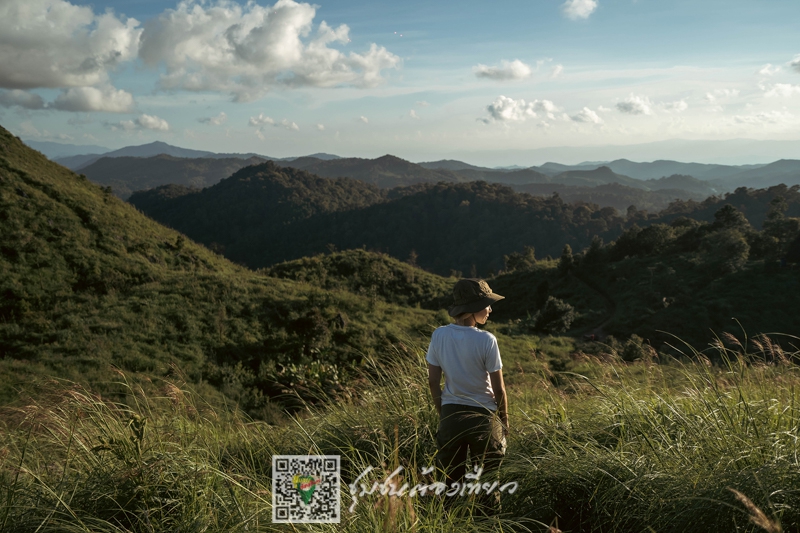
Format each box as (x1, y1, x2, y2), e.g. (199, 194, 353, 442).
(700, 229, 750, 275)
(504, 245, 536, 272)
(533, 296, 575, 334)
(558, 244, 574, 275)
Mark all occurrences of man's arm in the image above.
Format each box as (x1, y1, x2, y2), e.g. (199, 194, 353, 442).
(427, 363, 442, 416)
(489, 369, 508, 435)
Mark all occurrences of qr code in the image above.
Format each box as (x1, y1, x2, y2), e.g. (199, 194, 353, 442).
(272, 455, 340, 523)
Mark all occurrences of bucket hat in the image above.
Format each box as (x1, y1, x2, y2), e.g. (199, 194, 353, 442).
(448, 278, 505, 317)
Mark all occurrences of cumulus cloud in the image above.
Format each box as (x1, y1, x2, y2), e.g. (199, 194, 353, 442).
(316, 123, 325, 131)
(0, 90, 45, 109)
(198, 112, 227, 125)
(616, 94, 653, 115)
(52, 85, 135, 112)
(551, 65, 564, 78)
(759, 64, 781, 76)
(764, 83, 800, 98)
(661, 100, 688, 113)
(416, 100, 430, 107)
(139, 0, 400, 102)
(562, 0, 598, 20)
(360, 116, 369, 123)
(473, 60, 532, 81)
(249, 113, 275, 127)
(110, 113, 170, 131)
(481, 96, 560, 123)
(0, 0, 141, 90)
(409, 109, 419, 119)
(248, 113, 298, 131)
(484, 96, 536, 123)
(790, 54, 800, 74)
(571, 107, 603, 124)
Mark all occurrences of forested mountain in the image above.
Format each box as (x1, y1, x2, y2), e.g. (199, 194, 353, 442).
(650, 184, 800, 228)
(417, 159, 494, 171)
(0, 125, 439, 414)
(282, 154, 466, 187)
(511, 182, 710, 213)
(54, 140, 274, 170)
(532, 159, 764, 180)
(455, 167, 551, 184)
(719, 159, 800, 189)
(80, 154, 268, 199)
(130, 165, 632, 274)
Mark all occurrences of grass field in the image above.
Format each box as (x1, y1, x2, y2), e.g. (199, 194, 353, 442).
(2, 333, 798, 532)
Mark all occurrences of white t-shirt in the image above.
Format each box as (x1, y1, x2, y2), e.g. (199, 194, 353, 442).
(425, 324, 503, 411)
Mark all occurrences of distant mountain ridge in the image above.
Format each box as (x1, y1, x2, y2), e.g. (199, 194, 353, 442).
(80, 154, 269, 199)
(22, 140, 111, 159)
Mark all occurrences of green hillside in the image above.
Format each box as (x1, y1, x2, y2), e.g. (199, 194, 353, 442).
(263, 249, 453, 309)
(132, 175, 631, 275)
(490, 205, 800, 348)
(0, 126, 440, 416)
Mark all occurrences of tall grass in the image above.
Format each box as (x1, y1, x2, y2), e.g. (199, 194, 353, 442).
(2, 336, 800, 532)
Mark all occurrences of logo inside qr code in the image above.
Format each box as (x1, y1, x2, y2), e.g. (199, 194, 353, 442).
(272, 455, 340, 523)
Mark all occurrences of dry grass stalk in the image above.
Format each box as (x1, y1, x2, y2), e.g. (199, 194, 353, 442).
(728, 488, 782, 533)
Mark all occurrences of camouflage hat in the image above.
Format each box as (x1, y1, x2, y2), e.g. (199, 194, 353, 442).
(448, 278, 505, 317)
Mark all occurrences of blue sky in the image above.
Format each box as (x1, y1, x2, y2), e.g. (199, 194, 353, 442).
(2, 0, 800, 165)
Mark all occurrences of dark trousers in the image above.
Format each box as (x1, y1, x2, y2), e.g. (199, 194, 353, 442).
(436, 403, 506, 487)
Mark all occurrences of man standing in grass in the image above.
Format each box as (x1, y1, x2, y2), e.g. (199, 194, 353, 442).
(426, 278, 508, 513)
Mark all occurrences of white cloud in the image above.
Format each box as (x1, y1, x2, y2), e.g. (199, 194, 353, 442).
(764, 83, 800, 98)
(562, 0, 598, 20)
(790, 54, 800, 74)
(661, 100, 688, 113)
(279, 118, 299, 131)
(198, 111, 227, 125)
(360, 116, 369, 123)
(52, 85, 135, 112)
(0, 89, 45, 109)
(571, 107, 603, 124)
(534, 100, 560, 120)
(616, 94, 653, 115)
(0, 0, 141, 90)
(249, 113, 275, 127)
(480, 97, 562, 124)
(733, 110, 794, 125)
(138, 0, 400, 102)
(111, 113, 170, 131)
(705, 89, 739, 103)
(416, 100, 430, 107)
(597, 105, 611, 113)
(135, 114, 170, 131)
(551, 65, 564, 78)
(473, 60, 532, 81)
(316, 123, 325, 131)
(409, 109, 419, 119)
(248, 113, 297, 131)
(758, 64, 781, 76)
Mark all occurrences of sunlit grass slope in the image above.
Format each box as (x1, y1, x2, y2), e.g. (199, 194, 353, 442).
(0, 125, 443, 414)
